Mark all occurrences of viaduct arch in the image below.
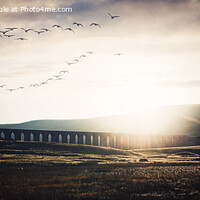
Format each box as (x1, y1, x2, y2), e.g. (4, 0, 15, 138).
(0, 128, 199, 149)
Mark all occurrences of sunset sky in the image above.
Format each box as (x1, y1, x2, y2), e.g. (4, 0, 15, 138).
(1, 0, 200, 123)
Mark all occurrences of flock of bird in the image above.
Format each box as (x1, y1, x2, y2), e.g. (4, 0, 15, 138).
(0, 13, 120, 40)
(0, 12, 121, 92)
(0, 51, 97, 92)
(0, 51, 123, 92)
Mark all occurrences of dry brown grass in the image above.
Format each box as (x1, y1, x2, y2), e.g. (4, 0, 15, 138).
(0, 140, 200, 200)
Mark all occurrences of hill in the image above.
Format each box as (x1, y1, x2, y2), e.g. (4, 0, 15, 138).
(1, 104, 200, 136)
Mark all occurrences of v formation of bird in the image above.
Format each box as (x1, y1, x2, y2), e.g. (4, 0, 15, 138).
(0, 13, 121, 92)
(3, 52, 96, 92)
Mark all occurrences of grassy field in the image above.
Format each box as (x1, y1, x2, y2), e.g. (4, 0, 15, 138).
(0, 140, 200, 200)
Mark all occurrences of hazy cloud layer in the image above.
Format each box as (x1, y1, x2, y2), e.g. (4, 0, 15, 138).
(1, 0, 200, 34)
(1, 0, 200, 122)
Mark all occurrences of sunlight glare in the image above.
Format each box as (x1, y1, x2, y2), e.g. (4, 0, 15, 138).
(119, 86, 166, 113)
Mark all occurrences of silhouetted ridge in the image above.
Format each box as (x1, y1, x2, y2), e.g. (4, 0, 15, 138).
(1, 104, 200, 136)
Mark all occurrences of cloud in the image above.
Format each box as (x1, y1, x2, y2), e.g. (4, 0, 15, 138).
(70, 1, 95, 13)
(131, 80, 200, 88)
(160, 80, 200, 88)
(1, 0, 200, 86)
(1, 0, 200, 34)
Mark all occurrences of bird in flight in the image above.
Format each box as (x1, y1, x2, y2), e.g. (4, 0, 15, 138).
(86, 51, 94, 54)
(115, 53, 122, 56)
(15, 38, 28, 41)
(29, 84, 39, 87)
(73, 22, 84, 27)
(52, 25, 63, 29)
(52, 75, 63, 79)
(0, 85, 5, 88)
(6, 27, 18, 31)
(65, 61, 75, 65)
(90, 23, 101, 28)
(7, 89, 15, 92)
(0, 30, 10, 34)
(64, 28, 75, 33)
(79, 55, 87, 59)
(41, 28, 51, 32)
(108, 13, 120, 19)
(34, 30, 45, 35)
(21, 28, 33, 33)
(17, 87, 24, 90)
(40, 82, 48, 86)
(59, 70, 69, 74)
(4, 34, 15, 38)
(46, 78, 54, 82)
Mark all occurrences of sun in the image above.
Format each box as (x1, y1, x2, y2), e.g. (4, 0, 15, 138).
(118, 85, 167, 113)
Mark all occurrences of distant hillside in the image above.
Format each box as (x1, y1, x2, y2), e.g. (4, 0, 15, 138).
(1, 104, 200, 136)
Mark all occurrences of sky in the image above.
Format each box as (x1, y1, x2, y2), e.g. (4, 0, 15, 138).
(1, 0, 200, 123)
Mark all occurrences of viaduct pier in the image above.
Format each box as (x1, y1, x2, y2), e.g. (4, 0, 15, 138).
(0, 128, 199, 149)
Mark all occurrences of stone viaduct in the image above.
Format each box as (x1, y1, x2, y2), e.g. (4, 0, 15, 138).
(0, 128, 199, 149)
